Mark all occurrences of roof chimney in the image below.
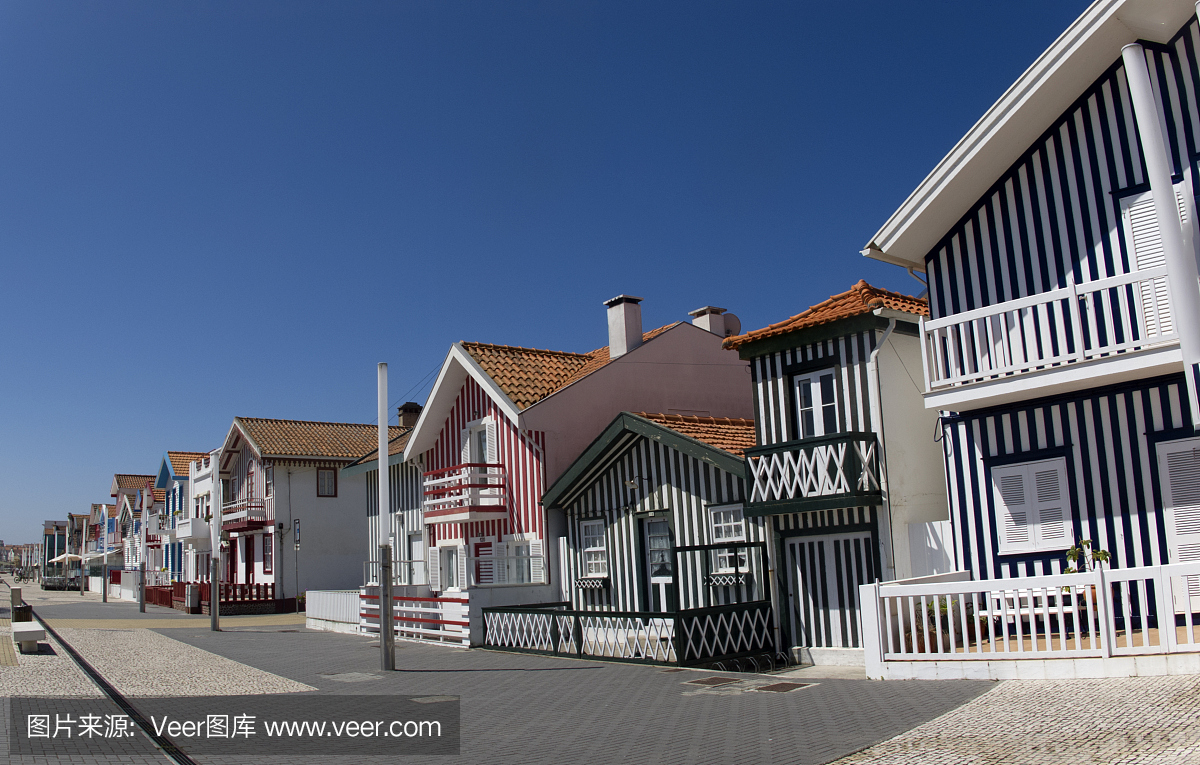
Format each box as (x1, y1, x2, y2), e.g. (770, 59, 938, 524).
(689, 305, 741, 337)
(397, 402, 423, 428)
(604, 295, 644, 359)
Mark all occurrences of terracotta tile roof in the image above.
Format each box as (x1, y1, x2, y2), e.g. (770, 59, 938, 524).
(462, 323, 680, 410)
(723, 280, 928, 350)
(633, 412, 757, 457)
(167, 451, 209, 478)
(114, 474, 155, 490)
(236, 418, 408, 460)
(345, 427, 415, 468)
(152, 489, 166, 504)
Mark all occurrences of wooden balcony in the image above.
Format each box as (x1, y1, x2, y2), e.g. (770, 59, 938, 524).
(921, 268, 1182, 411)
(422, 463, 509, 525)
(744, 433, 882, 515)
(221, 497, 272, 531)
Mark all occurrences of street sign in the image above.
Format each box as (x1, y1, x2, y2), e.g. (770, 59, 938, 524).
(294, 518, 300, 551)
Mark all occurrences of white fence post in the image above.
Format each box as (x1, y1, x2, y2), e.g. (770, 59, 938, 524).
(1096, 567, 1112, 659)
(860, 581, 885, 679)
(1154, 564, 1176, 653)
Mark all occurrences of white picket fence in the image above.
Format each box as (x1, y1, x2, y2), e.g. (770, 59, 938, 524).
(306, 590, 359, 624)
(359, 587, 470, 646)
(861, 563, 1200, 679)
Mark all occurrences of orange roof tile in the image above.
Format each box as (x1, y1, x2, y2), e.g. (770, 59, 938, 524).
(114, 474, 155, 490)
(633, 412, 757, 457)
(723, 280, 928, 350)
(345, 427, 415, 468)
(463, 323, 680, 410)
(236, 418, 408, 460)
(167, 451, 209, 478)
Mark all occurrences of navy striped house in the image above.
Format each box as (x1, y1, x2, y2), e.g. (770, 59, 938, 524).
(864, 1, 1200, 585)
(724, 282, 948, 657)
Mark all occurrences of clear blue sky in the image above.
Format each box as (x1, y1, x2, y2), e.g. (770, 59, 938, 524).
(0, 1, 1088, 544)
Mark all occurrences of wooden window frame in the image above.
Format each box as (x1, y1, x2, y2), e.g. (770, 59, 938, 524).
(317, 468, 338, 497)
(708, 503, 747, 572)
(262, 533, 273, 574)
(789, 366, 840, 440)
(580, 519, 608, 577)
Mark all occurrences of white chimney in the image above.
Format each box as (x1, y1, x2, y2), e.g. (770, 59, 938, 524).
(604, 295, 644, 359)
(689, 305, 740, 337)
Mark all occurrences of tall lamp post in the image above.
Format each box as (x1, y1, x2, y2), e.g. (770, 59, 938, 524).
(378, 362, 394, 671)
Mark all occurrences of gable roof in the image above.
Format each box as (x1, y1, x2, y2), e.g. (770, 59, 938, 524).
(863, 0, 1194, 267)
(112, 474, 155, 498)
(542, 411, 751, 510)
(461, 323, 679, 410)
(723, 280, 927, 351)
(233, 417, 407, 461)
(632, 412, 757, 457)
(341, 427, 415, 475)
(167, 451, 208, 478)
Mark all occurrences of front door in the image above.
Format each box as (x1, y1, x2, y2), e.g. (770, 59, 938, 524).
(245, 536, 255, 584)
(642, 519, 675, 612)
(784, 531, 876, 649)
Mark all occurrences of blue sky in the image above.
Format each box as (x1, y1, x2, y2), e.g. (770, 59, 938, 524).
(0, 1, 1088, 544)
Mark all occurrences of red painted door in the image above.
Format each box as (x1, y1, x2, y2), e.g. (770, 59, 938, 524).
(246, 536, 256, 584)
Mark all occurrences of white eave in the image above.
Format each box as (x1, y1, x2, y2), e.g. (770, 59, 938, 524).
(863, 0, 1193, 269)
(401, 343, 521, 461)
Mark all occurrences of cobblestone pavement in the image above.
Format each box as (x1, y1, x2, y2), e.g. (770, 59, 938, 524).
(835, 674, 1200, 765)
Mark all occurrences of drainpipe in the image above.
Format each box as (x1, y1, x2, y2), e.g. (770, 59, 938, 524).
(1123, 42, 1200, 431)
(867, 316, 898, 579)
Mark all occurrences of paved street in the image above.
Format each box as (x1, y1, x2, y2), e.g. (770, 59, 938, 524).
(9, 582, 991, 765)
(13, 581, 1200, 764)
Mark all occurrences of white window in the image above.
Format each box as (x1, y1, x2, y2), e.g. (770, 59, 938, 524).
(709, 504, 747, 571)
(793, 369, 838, 439)
(581, 520, 607, 577)
(992, 458, 1072, 554)
(317, 468, 337, 497)
(265, 466, 274, 498)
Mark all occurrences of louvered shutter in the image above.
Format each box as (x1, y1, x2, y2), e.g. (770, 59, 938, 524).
(529, 539, 545, 584)
(1124, 186, 1187, 340)
(1159, 438, 1200, 565)
(456, 544, 468, 590)
(460, 428, 471, 464)
(1031, 463, 1069, 548)
(485, 420, 498, 464)
(427, 546, 441, 592)
(493, 540, 508, 585)
(993, 465, 1033, 553)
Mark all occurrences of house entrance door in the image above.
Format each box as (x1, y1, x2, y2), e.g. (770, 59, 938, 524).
(642, 519, 675, 612)
(784, 531, 876, 649)
(245, 535, 256, 584)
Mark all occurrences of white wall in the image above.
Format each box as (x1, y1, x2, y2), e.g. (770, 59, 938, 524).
(523, 322, 753, 486)
(878, 330, 950, 581)
(272, 465, 369, 598)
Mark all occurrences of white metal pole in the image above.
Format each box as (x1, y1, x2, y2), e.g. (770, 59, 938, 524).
(378, 362, 394, 670)
(101, 506, 108, 603)
(1122, 42, 1200, 431)
(211, 450, 222, 632)
(139, 485, 149, 613)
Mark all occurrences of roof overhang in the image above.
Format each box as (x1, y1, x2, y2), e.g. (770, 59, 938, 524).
(401, 343, 521, 461)
(541, 412, 745, 511)
(340, 434, 412, 478)
(863, 0, 1193, 268)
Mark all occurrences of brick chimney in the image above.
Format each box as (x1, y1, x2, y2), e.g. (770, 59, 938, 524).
(397, 402, 423, 428)
(604, 295, 644, 359)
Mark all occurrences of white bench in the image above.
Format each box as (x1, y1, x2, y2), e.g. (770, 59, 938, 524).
(12, 622, 45, 654)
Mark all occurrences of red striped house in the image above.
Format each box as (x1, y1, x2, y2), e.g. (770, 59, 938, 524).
(346, 296, 754, 641)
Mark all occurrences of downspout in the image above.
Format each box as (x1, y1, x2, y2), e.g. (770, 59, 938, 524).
(867, 316, 898, 579)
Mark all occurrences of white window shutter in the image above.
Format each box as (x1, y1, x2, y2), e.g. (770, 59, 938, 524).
(1124, 193, 1176, 337)
(460, 428, 471, 464)
(529, 539, 545, 584)
(993, 465, 1032, 553)
(493, 540, 508, 584)
(456, 544, 468, 589)
(1032, 465, 1069, 547)
(427, 546, 441, 592)
(485, 420, 498, 464)
(1160, 438, 1200, 564)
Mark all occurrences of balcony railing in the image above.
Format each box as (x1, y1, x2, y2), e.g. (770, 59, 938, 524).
(921, 267, 1178, 392)
(422, 463, 508, 524)
(221, 497, 272, 529)
(744, 433, 881, 514)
